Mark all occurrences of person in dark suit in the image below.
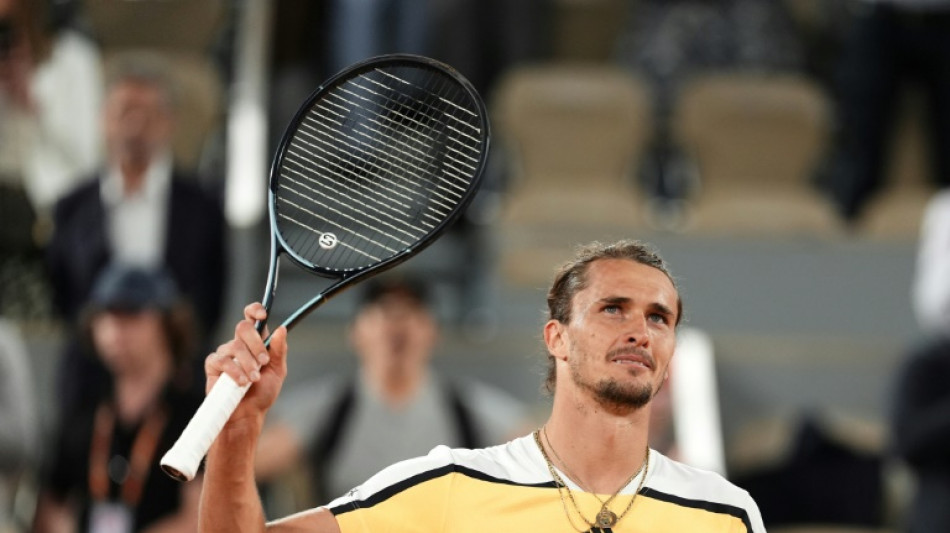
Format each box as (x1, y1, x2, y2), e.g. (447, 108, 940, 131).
(46, 52, 226, 412)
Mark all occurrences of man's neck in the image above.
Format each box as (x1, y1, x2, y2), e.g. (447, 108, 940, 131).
(543, 389, 652, 493)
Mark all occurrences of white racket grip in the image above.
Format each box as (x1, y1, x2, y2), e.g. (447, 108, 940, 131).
(160, 373, 252, 481)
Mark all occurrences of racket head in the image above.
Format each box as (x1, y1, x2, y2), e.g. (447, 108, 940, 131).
(268, 54, 490, 280)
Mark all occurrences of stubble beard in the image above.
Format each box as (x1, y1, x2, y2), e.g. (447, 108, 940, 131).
(570, 361, 655, 412)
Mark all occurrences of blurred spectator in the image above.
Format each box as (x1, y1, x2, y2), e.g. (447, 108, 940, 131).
(0, 0, 102, 320)
(890, 188, 950, 532)
(614, 0, 805, 217)
(0, 317, 38, 531)
(814, 0, 950, 223)
(46, 51, 227, 412)
(32, 264, 203, 533)
(0, 0, 102, 215)
(255, 275, 533, 507)
(732, 412, 886, 528)
(891, 335, 950, 532)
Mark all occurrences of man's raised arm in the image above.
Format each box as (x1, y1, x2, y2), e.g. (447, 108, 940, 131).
(197, 304, 339, 533)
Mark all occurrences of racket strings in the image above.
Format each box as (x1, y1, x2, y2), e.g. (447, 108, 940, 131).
(321, 88, 467, 203)
(275, 63, 486, 271)
(297, 103, 456, 217)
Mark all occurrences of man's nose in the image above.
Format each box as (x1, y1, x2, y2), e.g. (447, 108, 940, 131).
(625, 316, 649, 346)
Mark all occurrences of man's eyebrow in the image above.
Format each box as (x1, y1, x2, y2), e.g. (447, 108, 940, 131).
(598, 296, 631, 305)
(648, 302, 676, 319)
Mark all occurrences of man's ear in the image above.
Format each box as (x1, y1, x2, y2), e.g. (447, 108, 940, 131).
(543, 320, 569, 362)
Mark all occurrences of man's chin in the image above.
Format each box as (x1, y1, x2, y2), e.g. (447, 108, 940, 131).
(594, 379, 653, 411)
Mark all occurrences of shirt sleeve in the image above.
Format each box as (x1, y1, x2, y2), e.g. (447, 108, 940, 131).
(325, 445, 457, 533)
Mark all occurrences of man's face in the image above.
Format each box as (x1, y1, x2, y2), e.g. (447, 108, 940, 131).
(350, 292, 437, 376)
(546, 259, 679, 413)
(103, 80, 173, 169)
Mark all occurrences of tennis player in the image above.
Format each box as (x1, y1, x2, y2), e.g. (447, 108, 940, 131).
(199, 240, 766, 532)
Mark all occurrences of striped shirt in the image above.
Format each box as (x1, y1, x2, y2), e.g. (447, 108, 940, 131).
(326, 434, 766, 532)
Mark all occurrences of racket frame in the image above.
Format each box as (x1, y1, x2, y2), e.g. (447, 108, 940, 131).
(262, 53, 490, 334)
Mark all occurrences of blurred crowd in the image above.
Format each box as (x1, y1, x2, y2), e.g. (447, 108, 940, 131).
(1, 0, 949, 532)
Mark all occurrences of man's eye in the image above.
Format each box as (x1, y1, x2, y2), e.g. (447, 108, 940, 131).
(603, 305, 621, 314)
(648, 313, 669, 324)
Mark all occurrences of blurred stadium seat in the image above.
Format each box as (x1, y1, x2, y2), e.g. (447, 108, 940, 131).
(490, 63, 652, 284)
(672, 72, 841, 238)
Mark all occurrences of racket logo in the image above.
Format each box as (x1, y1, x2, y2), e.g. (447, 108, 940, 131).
(319, 232, 339, 250)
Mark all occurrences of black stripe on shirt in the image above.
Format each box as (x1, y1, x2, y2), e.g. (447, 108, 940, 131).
(641, 487, 753, 532)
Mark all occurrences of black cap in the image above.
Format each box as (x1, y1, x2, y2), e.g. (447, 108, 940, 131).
(89, 264, 178, 313)
(358, 275, 430, 310)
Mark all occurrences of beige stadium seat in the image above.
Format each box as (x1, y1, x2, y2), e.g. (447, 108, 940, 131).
(82, 0, 225, 53)
(672, 72, 842, 238)
(82, 0, 227, 171)
(491, 64, 653, 284)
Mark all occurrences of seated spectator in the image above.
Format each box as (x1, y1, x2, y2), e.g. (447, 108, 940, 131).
(255, 275, 533, 506)
(890, 187, 950, 531)
(32, 264, 204, 533)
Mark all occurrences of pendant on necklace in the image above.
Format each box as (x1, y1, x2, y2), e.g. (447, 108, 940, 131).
(596, 507, 618, 528)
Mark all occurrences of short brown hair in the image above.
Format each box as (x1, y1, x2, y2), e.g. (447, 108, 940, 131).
(543, 240, 682, 395)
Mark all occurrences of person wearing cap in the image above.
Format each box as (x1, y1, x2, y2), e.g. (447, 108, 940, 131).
(32, 264, 204, 533)
(253, 274, 532, 509)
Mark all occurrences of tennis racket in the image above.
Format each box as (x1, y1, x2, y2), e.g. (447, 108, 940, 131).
(160, 54, 490, 481)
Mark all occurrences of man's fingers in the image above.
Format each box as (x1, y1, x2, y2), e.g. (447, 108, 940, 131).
(243, 302, 268, 322)
(233, 320, 268, 383)
(242, 302, 271, 339)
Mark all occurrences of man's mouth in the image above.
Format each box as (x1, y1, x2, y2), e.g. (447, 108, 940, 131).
(608, 348, 654, 369)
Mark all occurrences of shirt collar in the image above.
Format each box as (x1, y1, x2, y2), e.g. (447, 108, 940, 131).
(101, 151, 173, 206)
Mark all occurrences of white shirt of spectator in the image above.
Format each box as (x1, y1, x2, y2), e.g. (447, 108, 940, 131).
(101, 150, 172, 268)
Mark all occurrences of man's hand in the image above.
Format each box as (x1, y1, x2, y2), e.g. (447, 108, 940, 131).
(205, 303, 288, 424)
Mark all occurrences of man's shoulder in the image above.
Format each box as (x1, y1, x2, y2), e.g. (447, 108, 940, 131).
(325, 435, 542, 507)
(646, 451, 760, 515)
(54, 176, 101, 217)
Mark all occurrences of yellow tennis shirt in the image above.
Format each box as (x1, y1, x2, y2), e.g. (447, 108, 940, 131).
(326, 434, 766, 532)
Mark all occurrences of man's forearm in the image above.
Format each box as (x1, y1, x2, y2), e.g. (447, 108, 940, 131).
(199, 416, 268, 533)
